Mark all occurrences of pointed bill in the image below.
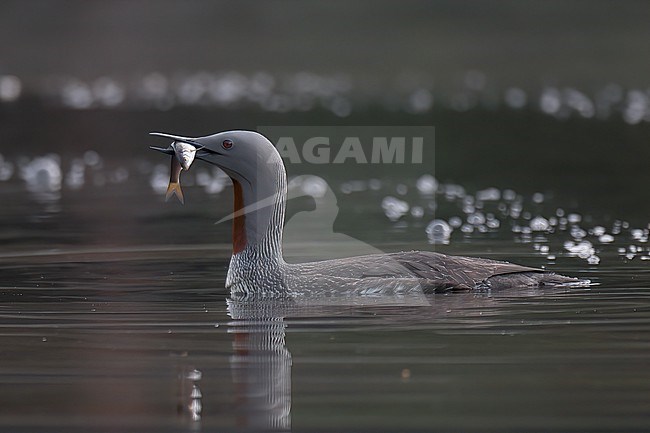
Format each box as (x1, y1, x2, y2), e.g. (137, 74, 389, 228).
(149, 145, 175, 155)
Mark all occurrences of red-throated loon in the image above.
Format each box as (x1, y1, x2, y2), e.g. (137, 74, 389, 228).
(150, 130, 583, 298)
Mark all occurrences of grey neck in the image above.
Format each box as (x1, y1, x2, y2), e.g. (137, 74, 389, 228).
(226, 157, 288, 293)
(239, 174, 287, 263)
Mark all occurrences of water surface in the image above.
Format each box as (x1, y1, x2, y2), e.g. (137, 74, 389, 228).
(1, 138, 650, 432)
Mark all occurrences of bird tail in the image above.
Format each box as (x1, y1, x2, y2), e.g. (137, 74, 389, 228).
(165, 182, 184, 204)
(536, 272, 591, 287)
(484, 272, 590, 289)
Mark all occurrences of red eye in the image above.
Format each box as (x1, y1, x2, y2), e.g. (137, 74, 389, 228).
(222, 139, 233, 149)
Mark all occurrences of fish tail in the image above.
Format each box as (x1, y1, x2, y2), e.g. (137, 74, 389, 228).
(165, 182, 185, 204)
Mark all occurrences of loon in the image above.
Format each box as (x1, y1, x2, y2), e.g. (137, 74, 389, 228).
(150, 130, 582, 298)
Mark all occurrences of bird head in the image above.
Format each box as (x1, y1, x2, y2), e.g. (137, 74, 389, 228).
(150, 130, 283, 186)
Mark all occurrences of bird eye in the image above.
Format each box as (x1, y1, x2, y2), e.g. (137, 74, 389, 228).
(222, 139, 233, 149)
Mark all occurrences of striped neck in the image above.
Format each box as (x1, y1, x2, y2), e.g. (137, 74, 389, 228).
(225, 157, 287, 292)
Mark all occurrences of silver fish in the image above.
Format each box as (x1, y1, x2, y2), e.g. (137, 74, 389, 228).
(165, 141, 197, 204)
(172, 141, 196, 171)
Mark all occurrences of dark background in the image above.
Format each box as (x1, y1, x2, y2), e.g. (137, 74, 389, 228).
(1, 0, 649, 221)
(3, 1, 650, 88)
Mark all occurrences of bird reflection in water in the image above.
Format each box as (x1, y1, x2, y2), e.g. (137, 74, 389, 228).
(227, 298, 292, 431)
(221, 293, 430, 431)
(175, 305, 290, 431)
(172, 285, 580, 430)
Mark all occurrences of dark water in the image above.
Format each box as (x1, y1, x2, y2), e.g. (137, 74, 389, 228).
(2, 243, 650, 432)
(2, 112, 650, 432)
